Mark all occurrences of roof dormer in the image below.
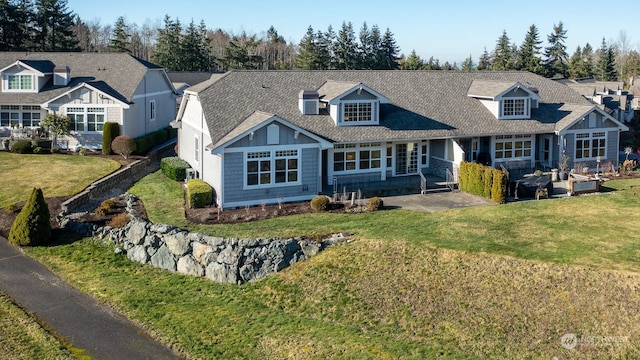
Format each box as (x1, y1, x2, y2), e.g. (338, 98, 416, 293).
(316, 80, 390, 126)
(467, 80, 540, 120)
(0, 60, 55, 93)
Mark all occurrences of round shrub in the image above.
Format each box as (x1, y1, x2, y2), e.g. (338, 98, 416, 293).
(102, 122, 120, 155)
(310, 195, 330, 212)
(367, 197, 384, 211)
(8, 188, 51, 246)
(10, 140, 32, 154)
(111, 135, 137, 159)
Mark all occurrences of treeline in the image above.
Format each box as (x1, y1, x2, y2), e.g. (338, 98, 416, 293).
(2, 0, 640, 83)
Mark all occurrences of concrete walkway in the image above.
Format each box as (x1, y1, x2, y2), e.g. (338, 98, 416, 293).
(382, 189, 495, 212)
(0, 237, 181, 360)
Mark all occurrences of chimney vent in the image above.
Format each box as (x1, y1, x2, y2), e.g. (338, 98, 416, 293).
(53, 66, 70, 86)
(298, 90, 319, 115)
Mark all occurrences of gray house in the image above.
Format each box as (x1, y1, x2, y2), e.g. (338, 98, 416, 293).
(173, 70, 629, 209)
(0, 52, 177, 149)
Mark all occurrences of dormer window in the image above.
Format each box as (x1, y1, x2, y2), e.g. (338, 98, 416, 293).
(4, 74, 34, 91)
(502, 98, 527, 117)
(343, 101, 373, 122)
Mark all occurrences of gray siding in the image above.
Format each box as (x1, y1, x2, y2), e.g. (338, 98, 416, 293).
(502, 87, 530, 98)
(567, 112, 618, 131)
(222, 148, 319, 208)
(341, 89, 377, 101)
(228, 121, 317, 148)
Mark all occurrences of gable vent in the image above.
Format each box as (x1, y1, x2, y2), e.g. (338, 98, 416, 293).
(298, 90, 319, 115)
(53, 66, 70, 86)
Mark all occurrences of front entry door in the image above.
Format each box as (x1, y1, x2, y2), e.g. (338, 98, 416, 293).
(395, 143, 418, 175)
(539, 135, 553, 168)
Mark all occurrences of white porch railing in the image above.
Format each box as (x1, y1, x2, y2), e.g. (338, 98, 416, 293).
(419, 171, 427, 194)
(445, 168, 456, 192)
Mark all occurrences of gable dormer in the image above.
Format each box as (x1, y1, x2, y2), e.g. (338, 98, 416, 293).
(316, 80, 390, 126)
(0, 60, 54, 93)
(467, 80, 540, 120)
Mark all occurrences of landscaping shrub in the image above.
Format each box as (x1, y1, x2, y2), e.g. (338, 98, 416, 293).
(367, 197, 384, 211)
(8, 188, 51, 246)
(187, 179, 212, 208)
(310, 195, 330, 212)
(107, 212, 130, 228)
(134, 128, 169, 155)
(491, 169, 508, 204)
(10, 140, 32, 154)
(95, 199, 116, 216)
(458, 161, 469, 192)
(112, 135, 137, 159)
(102, 122, 120, 155)
(483, 167, 493, 199)
(161, 156, 190, 181)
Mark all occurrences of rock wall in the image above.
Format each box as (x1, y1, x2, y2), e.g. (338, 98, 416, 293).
(81, 194, 346, 284)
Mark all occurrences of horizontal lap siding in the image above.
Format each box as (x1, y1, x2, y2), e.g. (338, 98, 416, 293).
(223, 148, 319, 207)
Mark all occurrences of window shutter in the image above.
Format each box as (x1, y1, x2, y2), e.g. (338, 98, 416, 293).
(267, 124, 279, 145)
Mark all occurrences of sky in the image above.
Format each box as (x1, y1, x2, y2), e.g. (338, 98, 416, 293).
(66, 0, 640, 65)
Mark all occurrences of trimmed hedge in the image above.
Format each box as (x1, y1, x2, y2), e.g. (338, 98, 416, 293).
(102, 122, 120, 155)
(161, 157, 190, 181)
(10, 140, 32, 154)
(458, 161, 508, 203)
(134, 127, 177, 155)
(8, 188, 51, 246)
(187, 179, 212, 208)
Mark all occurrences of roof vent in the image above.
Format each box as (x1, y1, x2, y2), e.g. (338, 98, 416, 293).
(298, 90, 319, 115)
(53, 66, 70, 86)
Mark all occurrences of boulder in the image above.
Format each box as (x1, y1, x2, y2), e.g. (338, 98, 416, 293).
(127, 245, 149, 264)
(192, 242, 214, 264)
(217, 245, 239, 266)
(149, 223, 175, 234)
(206, 262, 238, 284)
(177, 255, 204, 277)
(151, 245, 176, 271)
(127, 220, 147, 245)
(164, 232, 191, 256)
(299, 240, 320, 257)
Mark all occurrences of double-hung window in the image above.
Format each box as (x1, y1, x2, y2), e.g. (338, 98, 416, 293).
(246, 149, 300, 187)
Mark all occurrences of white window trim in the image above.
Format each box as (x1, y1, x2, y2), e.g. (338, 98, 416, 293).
(194, 135, 199, 164)
(573, 131, 607, 161)
(339, 100, 378, 125)
(499, 97, 530, 119)
(3, 74, 36, 93)
(243, 148, 302, 190)
(332, 142, 384, 175)
(150, 100, 156, 121)
(64, 106, 106, 134)
(492, 134, 533, 161)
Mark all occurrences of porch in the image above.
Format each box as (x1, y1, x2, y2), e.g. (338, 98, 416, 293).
(323, 173, 453, 198)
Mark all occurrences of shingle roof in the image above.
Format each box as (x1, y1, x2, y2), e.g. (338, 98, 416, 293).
(467, 80, 517, 98)
(193, 70, 593, 146)
(0, 52, 163, 105)
(317, 80, 361, 101)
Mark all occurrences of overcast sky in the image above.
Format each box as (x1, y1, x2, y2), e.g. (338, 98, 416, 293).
(67, 0, 640, 64)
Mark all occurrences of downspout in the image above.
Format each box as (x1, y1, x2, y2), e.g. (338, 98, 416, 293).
(144, 74, 147, 135)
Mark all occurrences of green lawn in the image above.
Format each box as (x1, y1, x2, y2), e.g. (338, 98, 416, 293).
(0, 152, 120, 208)
(0, 291, 73, 360)
(23, 173, 640, 359)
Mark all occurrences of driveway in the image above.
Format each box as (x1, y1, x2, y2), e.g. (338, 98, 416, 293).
(0, 237, 181, 360)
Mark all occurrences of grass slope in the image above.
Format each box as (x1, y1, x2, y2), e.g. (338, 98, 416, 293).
(0, 291, 73, 360)
(0, 152, 120, 208)
(24, 177, 640, 359)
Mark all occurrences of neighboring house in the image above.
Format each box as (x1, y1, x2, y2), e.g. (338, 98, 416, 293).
(558, 78, 635, 123)
(166, 71, 225, 113)
(173, 70, 629, 209)
(0, 52, 177, 149)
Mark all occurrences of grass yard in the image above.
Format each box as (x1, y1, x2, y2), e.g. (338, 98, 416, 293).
(24, 174, 640, 359)
(0, 291, 73, 360)
(0, 152, 120, 208)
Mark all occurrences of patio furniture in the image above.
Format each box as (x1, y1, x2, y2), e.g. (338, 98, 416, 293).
(513, 175, 553, 199)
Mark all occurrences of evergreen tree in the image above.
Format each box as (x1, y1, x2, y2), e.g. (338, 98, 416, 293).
(358, 22, 373, 69)
(334, 21, 358, 69)
(152, 15, 183, 71)
(582, 43, 595, 78)
(624, 50, 640, 80)
(477, 47, 492, 70)
(517, 24, 543, 74)
(323, 25, 337, 69)
(180, 20, 210, 71)
(1, 0, 35, 51)
(568, 46, 588, 79)
(218, 33, 263, 70)
(543, 21, 569, 78)
(8, 188, 51, 246)
(401, 50, 423, 70)
(296, 26, 319, 70)
(34, 0, 78, 51)
(109, 16, 130, 52)
(368, 24, 383, 69)
(595, 38, 617, 81)
(491, 30, 515, 70)
(425, 56, 441, 70)
(379, 28, 400, 69)
(461, 54, 474, 71)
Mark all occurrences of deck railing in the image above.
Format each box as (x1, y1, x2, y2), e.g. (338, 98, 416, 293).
(445, 168, 456, 192)
(419, 171, 427, 194)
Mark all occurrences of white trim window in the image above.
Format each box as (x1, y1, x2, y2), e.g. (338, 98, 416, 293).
(340, 101, 376, 124)
(1, 105, 20, 127)
(500, 98, 529, 119)
(494, 134, 532, 159)
(194, 136, 199, 163)
(65, 107, 105, 133)
(575, 131, 606, 160)
(333, 142, 382, 173)
(245, 149, 299, 188)
(150, 100, 156, 121)
(4, 74, 34, 92)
